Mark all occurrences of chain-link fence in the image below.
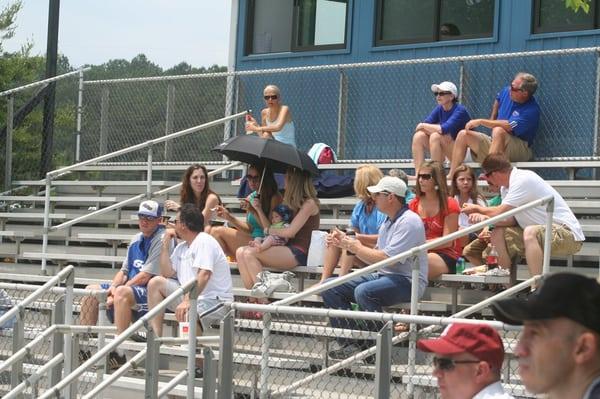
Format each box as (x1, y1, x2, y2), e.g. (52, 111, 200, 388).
(227, 304, 527, 399)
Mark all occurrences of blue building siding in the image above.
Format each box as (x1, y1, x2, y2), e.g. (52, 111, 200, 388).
(234, 0, 600, 163)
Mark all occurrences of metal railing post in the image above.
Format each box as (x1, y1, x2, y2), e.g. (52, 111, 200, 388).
(10, 308, 24, 389)
(5, 95, 14, 192)
(217, 309, 234, 399)
(67, 334, 80, 399)
(99, 86, 110, 157)
(50, 296, 65, 387)
(543, 197, 555, 275)
(336, 69, 348, 159)
(594, 50, 600, 176)
(145, 327, 159, 399)
(187, 283, 199, 399)
(41, 174, 52, 274)
(75, 68, 84, 162)
(458, 60, 465, 104)
(164, 83, 175, 165)
(375, 321, 392, 399)
(259, 312, 272, 399)
(203, 348, 216, 399)
(146, 144, 153, 198)
(63, 267, 75, 394)
(407, 252, 422, 398)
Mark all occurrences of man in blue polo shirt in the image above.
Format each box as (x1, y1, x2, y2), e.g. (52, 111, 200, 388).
(79, 199, 170, 368)
(447, 72, 540, 179)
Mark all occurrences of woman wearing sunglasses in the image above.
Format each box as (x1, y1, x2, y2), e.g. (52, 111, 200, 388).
(245, 84, 297, 148)
(411, 81, 471, 176)
(410, 160, 461, 280)
(211, 164, 282, 260)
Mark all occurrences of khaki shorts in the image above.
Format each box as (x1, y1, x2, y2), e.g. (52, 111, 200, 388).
(473, 132, 533, 163)
(504, 225, 583, 259)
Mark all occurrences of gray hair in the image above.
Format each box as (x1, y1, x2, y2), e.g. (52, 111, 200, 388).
(515, 72, 538, 96)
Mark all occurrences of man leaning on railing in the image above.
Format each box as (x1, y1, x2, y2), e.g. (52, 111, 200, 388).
(147, 203, 233, 378)
(461, 153, 584, 279)
(79, 200, 173, 369)
(321, 176, 428, 361)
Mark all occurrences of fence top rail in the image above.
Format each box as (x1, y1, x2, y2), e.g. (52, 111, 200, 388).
(46, 111, 247, 179)
(81, 46, 600, 85)
(276, 195, 554, 307)
(0, 68, 89, 98)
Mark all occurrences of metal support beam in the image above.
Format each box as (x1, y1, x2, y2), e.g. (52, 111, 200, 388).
(375, 322, 393, 399)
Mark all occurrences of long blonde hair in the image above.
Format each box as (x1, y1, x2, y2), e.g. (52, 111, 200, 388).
(354, 164, 383, 201)
(283, 168, 319, 212)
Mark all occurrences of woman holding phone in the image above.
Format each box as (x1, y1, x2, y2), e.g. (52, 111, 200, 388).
(211, 164, 282, 259)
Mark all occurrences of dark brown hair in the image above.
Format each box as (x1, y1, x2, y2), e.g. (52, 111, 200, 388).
(250, 164, 280, 216)
(481, 153, 512, 175)
(180, 164, 220, 209)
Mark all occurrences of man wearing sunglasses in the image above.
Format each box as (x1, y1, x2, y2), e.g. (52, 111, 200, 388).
(492, 273, 600, 399)
(447, 72, 540, 180)
(80, 200, 170, 368)
(461, 153, 583, 278)
(417, 323, 513, 398)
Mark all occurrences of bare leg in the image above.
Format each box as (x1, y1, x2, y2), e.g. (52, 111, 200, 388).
(439, 134, 455, 165)
(427, 253, 450, 280)
(489, 127, 510, 155)
(113, 286, 136, 334)
(80, 284, 102, 326)
(259, 236, 275, 252)
(237, 246, 299, 289)
(490, 227, 512, 270)
(447, 129, 482, 179)
(522, 225, 543, 277)
(211, 226, 253, 259)
(429, 132, 446, 164)
(147, 277, 168, 337)
(411, 130, 431, 175)
(320, 245, 342, 282)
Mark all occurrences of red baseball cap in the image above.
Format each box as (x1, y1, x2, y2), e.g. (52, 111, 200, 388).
(417, 323, 505, 370)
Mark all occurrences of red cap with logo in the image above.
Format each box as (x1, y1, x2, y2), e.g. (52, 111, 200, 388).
(417, 323, 505, 370)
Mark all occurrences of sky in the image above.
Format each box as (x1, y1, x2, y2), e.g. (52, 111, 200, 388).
(3, 0, 232, 69)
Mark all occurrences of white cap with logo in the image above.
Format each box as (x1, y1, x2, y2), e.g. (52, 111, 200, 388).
(367, 176, 407, 198)
(138, 200, 162, 218)
(431, 81, 458, 98)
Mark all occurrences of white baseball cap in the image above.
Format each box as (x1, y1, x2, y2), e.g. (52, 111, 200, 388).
(431, 81, 458, 98)
(138, 200, 162, 218)
(367, 176, 407, 198)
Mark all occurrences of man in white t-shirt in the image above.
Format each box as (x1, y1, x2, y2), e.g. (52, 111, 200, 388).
(147, 204, 233, 338)
(462, 153, 584, 277)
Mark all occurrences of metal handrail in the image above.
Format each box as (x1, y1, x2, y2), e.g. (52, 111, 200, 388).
(0, 68, 90, 98)
(38, 278, 197, 399)
(0, 265, 74, 327)
(275, 195, 555, 307)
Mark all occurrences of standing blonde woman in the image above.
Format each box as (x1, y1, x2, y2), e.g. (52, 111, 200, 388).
(236, 167, 319, 291)
(245, 84, 296, 148)
(319, 165, 386, 283)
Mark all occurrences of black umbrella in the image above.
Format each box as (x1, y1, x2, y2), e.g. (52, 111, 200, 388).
(213, 135, 319, 176)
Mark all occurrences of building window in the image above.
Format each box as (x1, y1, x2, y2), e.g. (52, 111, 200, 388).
(375, 0, 495, 46)
(245, 0, 348, 55)
(533, 0, 598, 34)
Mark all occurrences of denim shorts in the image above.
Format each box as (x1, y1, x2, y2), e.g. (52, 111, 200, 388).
(287, 245, 307, 265)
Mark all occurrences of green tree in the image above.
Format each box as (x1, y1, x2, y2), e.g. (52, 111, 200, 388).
(0, 0, 21, 52)
(565, 0, 591, 13)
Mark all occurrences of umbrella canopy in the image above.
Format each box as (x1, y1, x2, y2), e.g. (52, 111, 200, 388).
(213, 135, 319, 176)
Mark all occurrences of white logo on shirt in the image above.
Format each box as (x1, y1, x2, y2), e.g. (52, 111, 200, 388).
(133, 259, 144, 270)
(512, 110, 520, 117)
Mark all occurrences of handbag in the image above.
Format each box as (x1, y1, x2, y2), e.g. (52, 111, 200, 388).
(251, 271, 296, 298)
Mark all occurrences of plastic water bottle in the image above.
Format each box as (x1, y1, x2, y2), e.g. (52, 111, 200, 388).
(456, 257, 466, 274)
(486, 244, 499, 270)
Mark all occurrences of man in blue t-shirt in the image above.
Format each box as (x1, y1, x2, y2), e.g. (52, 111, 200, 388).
(447, 72, 540, 179)
(79, 200, 170, 368)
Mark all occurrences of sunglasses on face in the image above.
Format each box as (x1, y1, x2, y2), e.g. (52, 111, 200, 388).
(418, 173, 433, 180)
(264, 95, 278, 100)
(434, 91, 452, 97)
(139, 215, 159, 221)
(433, 356, 480, 371)
(246, 174, 260, 182)
(371, 191, 391, 198)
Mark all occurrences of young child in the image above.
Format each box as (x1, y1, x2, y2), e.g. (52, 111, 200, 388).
(250, 204, 293, 252)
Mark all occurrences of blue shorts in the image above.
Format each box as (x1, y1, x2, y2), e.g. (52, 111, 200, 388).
(287, 245, 307, 265)
(101, 283, 149, 323)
